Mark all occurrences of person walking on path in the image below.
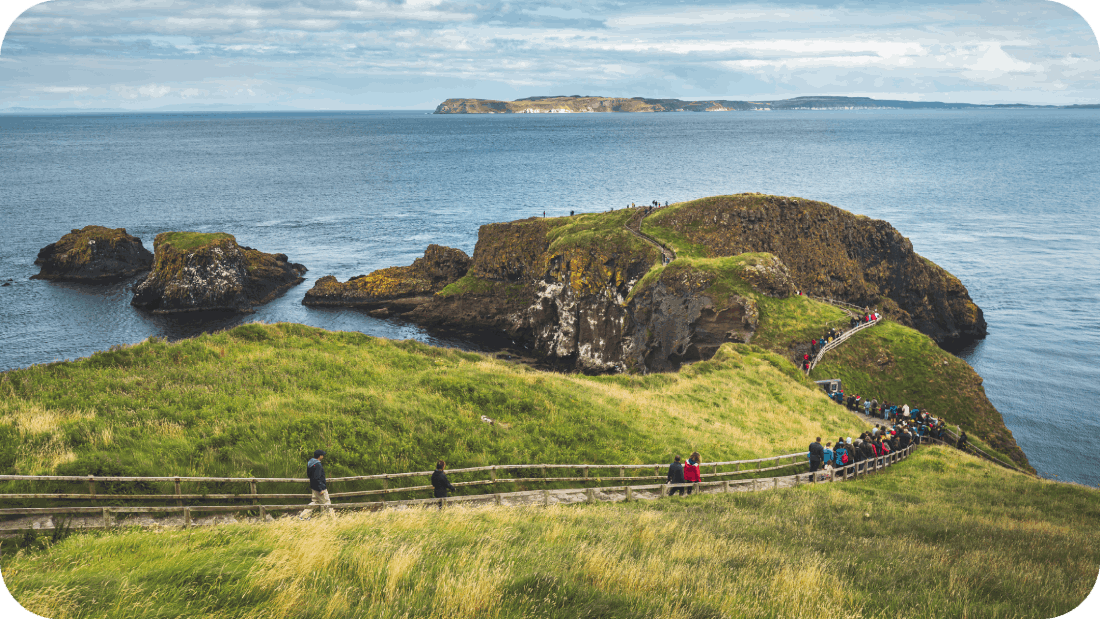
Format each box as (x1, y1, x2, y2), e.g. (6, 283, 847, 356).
(667, 455, 686, 496)
(301, 449, 333, 518)
(956, 432, 969, 450)
(683, 452, 701, 495)
(808, 437, 825, 476)
(431, 460, 456, 507)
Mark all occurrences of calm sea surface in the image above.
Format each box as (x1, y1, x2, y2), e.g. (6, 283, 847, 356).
(1, 110, 1097, 486)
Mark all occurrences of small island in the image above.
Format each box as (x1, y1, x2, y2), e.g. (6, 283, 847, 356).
(32, 225, 153, 282)
(435, 94, 1063, 114)
(131, 231, 306, 314)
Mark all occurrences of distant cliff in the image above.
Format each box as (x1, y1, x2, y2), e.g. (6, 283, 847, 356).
(435, 95, 1061, 114)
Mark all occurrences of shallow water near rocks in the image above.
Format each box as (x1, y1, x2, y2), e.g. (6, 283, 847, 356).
(0, 109, 1097, 486)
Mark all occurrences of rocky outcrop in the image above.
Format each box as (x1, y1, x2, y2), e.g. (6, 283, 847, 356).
(302, 245, 471, 310)
(131, 232, 306, 314)
(645, 194, 987, 350)
(32, 226, 153, 282)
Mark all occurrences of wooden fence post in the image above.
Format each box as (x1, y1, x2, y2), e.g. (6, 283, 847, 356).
(174, 478, 182, 507)
(584, 465, 589, 480)
(619, 467, 625, 479)
(490, 466, 497, 483)
(626, 486, 633, 501)
(88, 476, 96, 503)
(184, 507, 192, 527)
(102, 507, 111, 529)
(250, 480, 258, 506)
(259, 505, 267, 521)
(723, 480, 730, 493)
(753, 479, 758, 492)
(586, 488, 595, 504)
(543, 489, 550, 507)
(494, 493, 502, 506)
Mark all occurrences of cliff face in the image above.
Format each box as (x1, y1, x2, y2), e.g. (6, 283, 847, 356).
(645, 195, 986, 350)
(131, 232, 306, 314)
(32, 226, 153, 282)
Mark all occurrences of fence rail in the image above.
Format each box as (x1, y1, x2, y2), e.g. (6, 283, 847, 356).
(0, 446, 920, 531)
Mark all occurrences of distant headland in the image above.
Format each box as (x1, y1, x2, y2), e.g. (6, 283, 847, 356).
(435, 95, 1100, 114)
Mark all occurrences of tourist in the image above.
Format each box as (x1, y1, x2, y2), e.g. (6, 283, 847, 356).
(683, 452, 701, 494)
(808, 437, 825, 473)
(823, 442, 834, 478)
(834, 439, 850, 467)
(570, 210, 574, 216)
(431, 459, 457, 507)
(301, 449, 333, 518)
(667, 455, 686, 496)
(957, 431, 969, 450)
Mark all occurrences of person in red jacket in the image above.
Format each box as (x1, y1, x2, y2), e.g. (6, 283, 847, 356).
(683, 451, 702, 495)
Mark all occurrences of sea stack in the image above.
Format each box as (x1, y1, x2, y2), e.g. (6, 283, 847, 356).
(32, 226, 153, 282)
(131, 232, 306, 314)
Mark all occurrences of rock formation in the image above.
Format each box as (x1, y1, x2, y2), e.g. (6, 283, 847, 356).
(131, 232, 306, 314)
(32, 226, 153, 282)
(643, 194, 986, 350)
(302, 245, 471, 315)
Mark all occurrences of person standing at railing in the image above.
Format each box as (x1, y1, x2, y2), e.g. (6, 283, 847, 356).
(431, 460, 456, 503)
(301, 449, 333, 518)
(683, 452, 701, 495)
(808, 437, 825, 474)
(667, 455, 686, 496)
(833, 439, 850, 467)
(956, 432, 969, 451)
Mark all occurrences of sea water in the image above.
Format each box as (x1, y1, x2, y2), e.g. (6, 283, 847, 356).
(1, 109, 1097, 485)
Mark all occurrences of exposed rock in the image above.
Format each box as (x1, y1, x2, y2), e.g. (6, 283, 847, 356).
(32, 226, 153, 282)
(302, 244, 471, 307)
(131, 232, 306, 314)
(645, 194, 987, 350)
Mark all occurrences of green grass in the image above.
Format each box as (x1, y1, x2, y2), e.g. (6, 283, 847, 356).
(437, 274, 524, 298)
(4, 447, 1096, 619)
(545, 210, 653, 256)
(0, 324, 867, 496)
(156, 232, 235, 252)
(811, 320, 1029, 470)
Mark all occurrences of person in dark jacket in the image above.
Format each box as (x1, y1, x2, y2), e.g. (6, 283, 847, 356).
(431, 460, 456, 499)
(957, 432, 969, 450)
(808, 437, 825, 473)
(301, 449, 333, 518)
(667, 455, 686, 496)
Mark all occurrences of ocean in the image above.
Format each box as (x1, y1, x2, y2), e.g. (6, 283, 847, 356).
(1, 109, 1097, 486)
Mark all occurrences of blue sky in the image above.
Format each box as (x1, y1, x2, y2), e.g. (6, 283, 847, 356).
(0, 0, 1098, 110)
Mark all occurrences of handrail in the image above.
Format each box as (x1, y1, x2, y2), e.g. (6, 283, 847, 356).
(0, 452, 807, 485)
(0, 445, 922, 530)
(805, 316, 880, 373)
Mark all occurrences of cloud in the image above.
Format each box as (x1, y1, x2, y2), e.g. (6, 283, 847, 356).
(1, 0, 1098, 108)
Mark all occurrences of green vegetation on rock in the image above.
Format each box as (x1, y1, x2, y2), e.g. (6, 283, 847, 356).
(156, 232, 235, 253)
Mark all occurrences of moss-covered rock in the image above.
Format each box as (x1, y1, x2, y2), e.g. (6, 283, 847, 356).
(32, 226, 153, 282)
(131, 232, 306, 314)
(302, 244, 471, 307)
(644, 194, 987, 350)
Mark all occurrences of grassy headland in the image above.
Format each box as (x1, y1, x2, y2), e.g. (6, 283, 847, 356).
(4, 447, 1096, 619)
(0, 323, 863, 484)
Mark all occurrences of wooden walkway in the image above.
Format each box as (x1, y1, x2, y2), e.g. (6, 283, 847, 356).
(0, 446, 920, 534)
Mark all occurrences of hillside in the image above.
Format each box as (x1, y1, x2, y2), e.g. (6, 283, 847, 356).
(0, 323, 865, 484)
(4, 447, 1096, 619)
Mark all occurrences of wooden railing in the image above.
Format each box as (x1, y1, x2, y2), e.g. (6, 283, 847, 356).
(0, 448, 924, 531)
(806, 315, 880, 373)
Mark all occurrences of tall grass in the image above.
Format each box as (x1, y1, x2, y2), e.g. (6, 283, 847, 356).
(4, 447, 1096, 619)
(0, 324, 864, 495)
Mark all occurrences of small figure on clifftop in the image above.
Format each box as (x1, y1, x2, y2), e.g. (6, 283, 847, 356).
(957, 432, 969, 450)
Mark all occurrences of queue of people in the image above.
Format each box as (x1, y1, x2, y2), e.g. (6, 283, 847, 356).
(809, 419, 931, 480)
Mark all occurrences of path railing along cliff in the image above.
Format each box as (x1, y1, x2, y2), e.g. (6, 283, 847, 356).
(0, 446, 922, 533)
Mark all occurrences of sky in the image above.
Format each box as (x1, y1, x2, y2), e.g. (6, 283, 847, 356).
(0, 0, 1098, 110)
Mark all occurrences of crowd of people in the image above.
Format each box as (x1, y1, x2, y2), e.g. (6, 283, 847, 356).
(806, 417, 931, 478)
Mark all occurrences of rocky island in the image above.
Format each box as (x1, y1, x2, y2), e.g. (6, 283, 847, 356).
(305, 194, 985, 370)
(32, 225, 153, 281)
(303, 244, 471, 317)
(435, 95, 1057, 114)
(131, 232, 306, 314)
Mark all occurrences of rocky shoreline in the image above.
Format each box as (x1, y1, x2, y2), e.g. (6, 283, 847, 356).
(32, 226, 153, 282)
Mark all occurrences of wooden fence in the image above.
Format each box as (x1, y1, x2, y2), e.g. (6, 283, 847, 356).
(0, 446, 919, 532)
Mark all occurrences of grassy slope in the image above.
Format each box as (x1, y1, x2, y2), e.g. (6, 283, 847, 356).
(642, 200, 1031, 471)
(5, 447, 1097, 619)
(0, 323, 864, 485)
